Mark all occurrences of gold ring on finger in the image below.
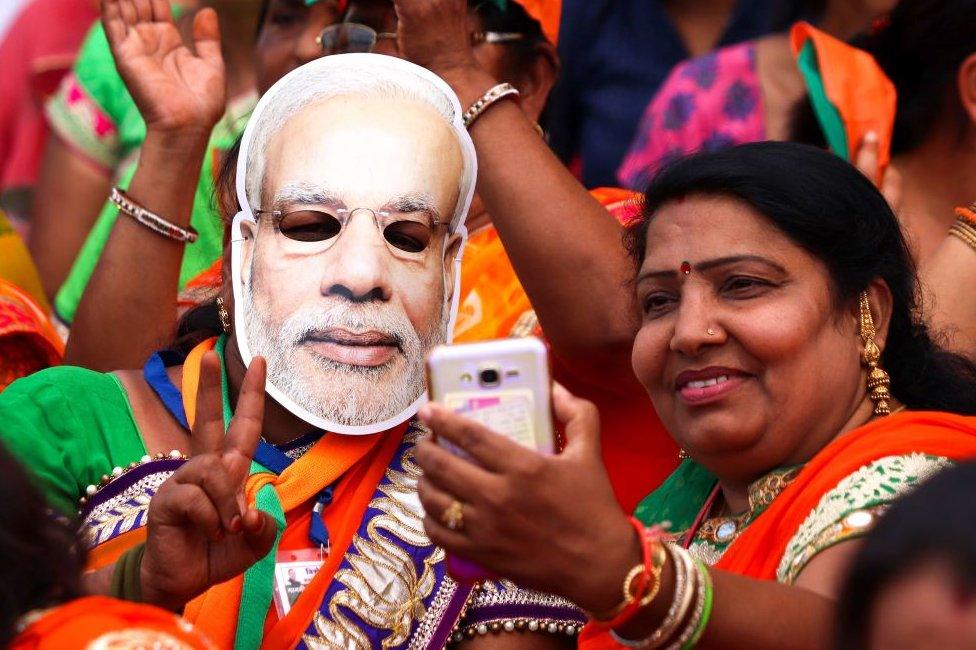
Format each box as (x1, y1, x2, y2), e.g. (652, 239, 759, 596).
(441, 499, 465, 531)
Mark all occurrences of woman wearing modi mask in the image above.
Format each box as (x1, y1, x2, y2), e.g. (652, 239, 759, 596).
(411, 141, 976, 647)
(64, 0, 678, 513)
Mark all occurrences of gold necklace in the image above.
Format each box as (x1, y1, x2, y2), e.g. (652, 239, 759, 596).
(695, 466, 802, 545)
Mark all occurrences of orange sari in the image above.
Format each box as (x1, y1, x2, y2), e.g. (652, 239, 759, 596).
(0, 278, 63, 391)
(10, 596, 213, 649)
(580, 411, 976, 648)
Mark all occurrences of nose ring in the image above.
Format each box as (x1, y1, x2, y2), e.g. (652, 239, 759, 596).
(706, 328, 716, 336)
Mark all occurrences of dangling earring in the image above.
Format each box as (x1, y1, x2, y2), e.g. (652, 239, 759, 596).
(678, 449, 690, 460)
(216, 296, 232, 334)
(858, 291, 891, 416)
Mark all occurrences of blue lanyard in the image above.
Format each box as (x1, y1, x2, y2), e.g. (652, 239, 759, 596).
(143, 351, 335, 549)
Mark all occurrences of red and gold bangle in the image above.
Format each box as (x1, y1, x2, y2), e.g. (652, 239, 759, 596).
(588, 518, 668, 629)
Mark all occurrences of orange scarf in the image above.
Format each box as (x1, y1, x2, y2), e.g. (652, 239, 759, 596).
(716, 411, 976, 578)
(10, 596, 214, 649)
(580, 410, 976, 648)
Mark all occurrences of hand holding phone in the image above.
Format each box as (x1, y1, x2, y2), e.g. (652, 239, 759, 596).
(425, 337, 555, 583)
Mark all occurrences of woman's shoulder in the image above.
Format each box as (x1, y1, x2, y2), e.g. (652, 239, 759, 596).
(0, 366, 146, 514)
(779, 451, 954, 583)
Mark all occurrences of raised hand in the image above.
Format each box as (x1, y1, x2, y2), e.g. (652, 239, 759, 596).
(101, 0, 226, 136)
(392, 0, 479, 75)
(855, 130, 903, 213)
(140, 352, 276, 611)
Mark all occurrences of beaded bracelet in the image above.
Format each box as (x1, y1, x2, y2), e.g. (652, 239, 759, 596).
(954, 201, 976, 228)
(111, 187, 199, 243)
(462, 82, 520, 129)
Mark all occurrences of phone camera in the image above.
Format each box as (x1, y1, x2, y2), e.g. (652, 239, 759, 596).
(478, 367, 501, 387)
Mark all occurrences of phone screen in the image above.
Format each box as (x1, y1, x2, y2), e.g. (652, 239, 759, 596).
(444, 388, 537, 450)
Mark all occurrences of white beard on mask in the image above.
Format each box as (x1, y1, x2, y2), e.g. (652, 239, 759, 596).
(242, 273, 448, 427)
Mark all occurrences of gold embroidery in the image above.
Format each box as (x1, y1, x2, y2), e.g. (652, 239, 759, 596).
(777, 453, 952, 583)
(508, 310, 539, 338)
(81, 471, 173, 549)
(303, 428, 443, 649)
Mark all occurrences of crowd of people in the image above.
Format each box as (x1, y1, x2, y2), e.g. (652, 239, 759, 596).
(2, 0, 976, 648)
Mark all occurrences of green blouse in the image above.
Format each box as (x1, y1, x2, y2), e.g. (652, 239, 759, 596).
(0, 366, 147, 514)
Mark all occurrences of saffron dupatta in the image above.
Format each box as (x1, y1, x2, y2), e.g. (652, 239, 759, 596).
(10, 596, 214, 649)
(0, 278, 63, 391)
(790, 22, 897, 186)
(580, 410, 976, 648)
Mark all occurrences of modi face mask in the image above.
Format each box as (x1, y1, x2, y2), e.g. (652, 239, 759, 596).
(231, 54, 476, 434)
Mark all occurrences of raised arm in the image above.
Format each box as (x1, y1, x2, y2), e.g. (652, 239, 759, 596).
(854, 136, 976, 359)
(919, 235, 976, 357)
(65, 0, 226, 370)
(394, 0, 640, 361)
(28, 137, 114, 302)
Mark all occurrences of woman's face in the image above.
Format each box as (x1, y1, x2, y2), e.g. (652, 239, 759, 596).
(631, 195, 867, 485)
(255, 0, 342, 94)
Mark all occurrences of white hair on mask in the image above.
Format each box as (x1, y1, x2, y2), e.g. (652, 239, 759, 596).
(240, 53, 477, 234)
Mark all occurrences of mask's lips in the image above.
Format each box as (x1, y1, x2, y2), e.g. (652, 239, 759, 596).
(300, 328, 401, 367)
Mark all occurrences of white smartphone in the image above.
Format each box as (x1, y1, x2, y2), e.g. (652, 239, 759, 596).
(426, 337, 555, 584)
(426, 337, 555, 455)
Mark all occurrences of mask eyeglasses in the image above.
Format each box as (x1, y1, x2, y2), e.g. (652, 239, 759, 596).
(315, 22, 525, 55)
(253, 206, 442, 256)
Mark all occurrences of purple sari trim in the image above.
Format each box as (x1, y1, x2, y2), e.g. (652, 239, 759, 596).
(78, 458, 186, 550)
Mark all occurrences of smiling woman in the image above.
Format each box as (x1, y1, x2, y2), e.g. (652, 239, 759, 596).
(414, 142, 976, 648)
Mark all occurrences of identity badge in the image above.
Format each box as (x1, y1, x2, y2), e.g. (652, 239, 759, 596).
(272, 548, 325, 618)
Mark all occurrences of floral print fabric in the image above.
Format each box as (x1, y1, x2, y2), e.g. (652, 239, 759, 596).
(617, 42, 765, 191)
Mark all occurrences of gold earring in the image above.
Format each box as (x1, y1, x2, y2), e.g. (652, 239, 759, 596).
(678, 448, 690, 460)
(858, 291, 891, 416)
(216, 296, 231, 334)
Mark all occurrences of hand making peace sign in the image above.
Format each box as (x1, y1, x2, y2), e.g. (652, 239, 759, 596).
(140, 353, 276, 611)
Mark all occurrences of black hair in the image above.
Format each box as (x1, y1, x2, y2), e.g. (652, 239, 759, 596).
(0, 442, 83, 645)
(627, 141, 976, 414)
(792, 0, 976, 154)
(170, 136, 243, 356)
(836, 461, 976, 649)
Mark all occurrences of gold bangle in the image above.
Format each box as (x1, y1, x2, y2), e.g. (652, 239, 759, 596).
(949, 222, 976, 252)
(610, 544, 696, 648)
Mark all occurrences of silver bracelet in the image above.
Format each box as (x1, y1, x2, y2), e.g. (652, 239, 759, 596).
(462, 82, 520, 129)
(110, 187, 198, 243)
(664, 559, 708, 650)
